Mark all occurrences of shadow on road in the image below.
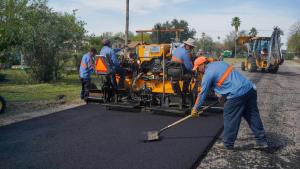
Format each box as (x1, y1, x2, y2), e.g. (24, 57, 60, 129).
(275, 71, 300, 77)
(233, 131, 292, 154)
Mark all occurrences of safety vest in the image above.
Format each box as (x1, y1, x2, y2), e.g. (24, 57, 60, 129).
(194, 65, 233, 105)
(216, 65, 233, 88)
(171, 56, 183, 63)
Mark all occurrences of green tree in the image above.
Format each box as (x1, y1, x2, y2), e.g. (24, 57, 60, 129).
(0, 0, 86, 80)
(231, 17, 241, 32)
(22, 0, 86, 81)
(249, 27, 258, 37)
(101, 32, 113, 39)
(224, 30, 247, 57)
(151, 19, 196, 43)
(132, 33, 151, 43)
(231, 17, 241, 57)
(114, 31, 134, 40)
(196, 33, 216, 53)
(87, 34, 102, 50)
(287, 22, 300, 58)
(0, 0, 28, 67)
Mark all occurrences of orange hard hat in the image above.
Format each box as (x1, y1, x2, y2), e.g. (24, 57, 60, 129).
(207, 57, 216, 62)
(193, 56, 207, 71)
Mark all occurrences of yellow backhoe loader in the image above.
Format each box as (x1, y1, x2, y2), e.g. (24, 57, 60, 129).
(238, 27, 284, 73)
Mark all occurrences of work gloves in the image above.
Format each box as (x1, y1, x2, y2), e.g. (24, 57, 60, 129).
(191, 108, 201, 118)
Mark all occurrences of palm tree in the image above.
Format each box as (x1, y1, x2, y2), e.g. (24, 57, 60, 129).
(231, 17, 241, 57)
(231, 17, 241, 32)
(249, 27, 258, 37)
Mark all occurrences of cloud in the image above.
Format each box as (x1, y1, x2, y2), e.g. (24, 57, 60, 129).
(53, 0, 190, 14)
(48, 0, 297, 48)
(183, 3, 296, 48)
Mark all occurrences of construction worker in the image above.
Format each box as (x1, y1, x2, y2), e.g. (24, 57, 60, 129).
(172, 38, 195, 72)
(100, 39, 125, 89)
(79, 48, 97, 100)
(171, 38, 195, 102)
(191, 57, 268, 150)
(196, 49, 203, 57)
(218, 53, 224, 61)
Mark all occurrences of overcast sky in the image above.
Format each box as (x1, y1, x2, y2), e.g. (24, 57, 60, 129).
(48, 0, 300, 49)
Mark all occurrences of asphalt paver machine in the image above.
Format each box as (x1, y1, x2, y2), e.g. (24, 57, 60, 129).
(87, 29, 221, 115)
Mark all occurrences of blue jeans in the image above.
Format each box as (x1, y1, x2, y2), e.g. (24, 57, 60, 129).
(223, 88, 267, 148)
(81, 78, 91, 100)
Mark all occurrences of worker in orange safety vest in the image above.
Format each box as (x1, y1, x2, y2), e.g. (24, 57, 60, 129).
(79, 48, 97, 100)
(191, 57, 268, 150)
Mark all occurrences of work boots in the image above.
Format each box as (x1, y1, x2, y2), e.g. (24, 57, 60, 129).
(253, 143, 269, 149)
(215, 142, 234, 150)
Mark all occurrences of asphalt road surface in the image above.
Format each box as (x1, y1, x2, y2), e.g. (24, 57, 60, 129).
(1, 63, 299, 169)
(198, 63, 300, 169)
(0, 104, 223, 169)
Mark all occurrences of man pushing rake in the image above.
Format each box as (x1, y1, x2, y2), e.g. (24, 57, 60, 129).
(144, 57, 268, 150)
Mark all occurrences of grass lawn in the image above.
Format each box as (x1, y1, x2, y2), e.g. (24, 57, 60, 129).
(224, 58, 245, 65)
(0, 69, 82, 103)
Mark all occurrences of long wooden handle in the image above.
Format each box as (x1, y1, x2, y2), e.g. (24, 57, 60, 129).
(200, 101, 219, 112)
(159, 101, 219, 134)
(159, 115, 192, 134)
(166, 114, 192, 128)
(165, 102, 217, 129)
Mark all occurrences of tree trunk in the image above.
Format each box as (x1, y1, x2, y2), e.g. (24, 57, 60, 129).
(235, 30, 237, 58)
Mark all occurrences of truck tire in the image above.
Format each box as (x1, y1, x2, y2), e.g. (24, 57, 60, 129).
(0, 96, 6, 114)
(272, 66, 279, 73)
(241, 62, 246, 71)
(269, 65, 279, 73)
(248, 57, 257, 72)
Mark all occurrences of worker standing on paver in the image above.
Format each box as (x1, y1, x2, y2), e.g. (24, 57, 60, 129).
(171, 38, 195, 104)
(79, 48, 97, 100)
(100, 39, 125, 90)
(191, 57, 268, 150)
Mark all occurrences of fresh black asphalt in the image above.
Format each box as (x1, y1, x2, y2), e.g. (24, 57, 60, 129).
(0, 104, 223, 169)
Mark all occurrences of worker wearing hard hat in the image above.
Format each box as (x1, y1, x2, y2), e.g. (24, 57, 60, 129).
(100, 39, 125, 89)
(79, 48, 97, 100)
(191, 57, 268, 150)
(171, 38, 195, 103)
(172, 38, 195, 72)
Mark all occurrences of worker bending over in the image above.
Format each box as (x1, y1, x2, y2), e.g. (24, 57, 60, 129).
(100, 39, 125, 90)
(171, 38, 195, 104)
(79, 48, 97, 100)
(192, 57, 268, 150)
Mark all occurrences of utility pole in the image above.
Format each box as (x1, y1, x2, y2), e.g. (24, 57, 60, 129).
(125, 0, 129, 54)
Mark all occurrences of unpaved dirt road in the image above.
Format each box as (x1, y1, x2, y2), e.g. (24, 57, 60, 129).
(198, 63, 300, 169)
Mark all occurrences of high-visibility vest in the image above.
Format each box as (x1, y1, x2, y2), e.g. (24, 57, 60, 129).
(216, 65, 233, 88)
(171, 56, 183, 63)
(194, 65, 233, 105)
